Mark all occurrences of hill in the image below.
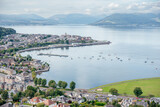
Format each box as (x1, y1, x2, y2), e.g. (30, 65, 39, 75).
(0, 13, 105, 25)
(0, 27, 16, 38)
(49, 13, 105, 24)
(0, 14, 57, 25)
(92, 13, 160, 27)
(91, 77, 160, 97)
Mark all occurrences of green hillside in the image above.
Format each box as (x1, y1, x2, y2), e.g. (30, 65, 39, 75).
(0, 27, 16, 38)
(91, 77, 160, 97)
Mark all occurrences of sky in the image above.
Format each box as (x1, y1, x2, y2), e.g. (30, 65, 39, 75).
(0, 0, 160, 17)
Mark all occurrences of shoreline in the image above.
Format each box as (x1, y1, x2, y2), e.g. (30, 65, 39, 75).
(17, 41, 111, 53)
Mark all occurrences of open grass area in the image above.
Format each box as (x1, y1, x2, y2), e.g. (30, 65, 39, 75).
(91, 77, 160, 97)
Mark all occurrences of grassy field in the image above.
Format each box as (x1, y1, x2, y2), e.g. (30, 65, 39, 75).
(91, 77, 160, 97)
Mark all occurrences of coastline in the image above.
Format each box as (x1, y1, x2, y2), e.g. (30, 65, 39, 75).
(17, 41, 111, 53)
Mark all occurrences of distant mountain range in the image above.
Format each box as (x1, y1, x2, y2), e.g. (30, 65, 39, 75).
(0, 14, 104, 25)
(48, 14, 104, 24)
(0, 13, 160, 27)
(0, 14, 57, 25)
(92, 13, 160, 27)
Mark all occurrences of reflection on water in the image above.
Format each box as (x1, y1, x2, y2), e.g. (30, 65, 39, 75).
(11, 25, 160, 89)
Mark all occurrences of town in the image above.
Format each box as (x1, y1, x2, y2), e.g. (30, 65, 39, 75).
(0, 27, 160, 107)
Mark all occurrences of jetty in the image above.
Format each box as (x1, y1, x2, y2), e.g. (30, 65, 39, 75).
(38, 53, 68, 57)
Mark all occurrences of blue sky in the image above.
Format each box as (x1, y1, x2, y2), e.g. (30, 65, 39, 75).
(0, 0, 160, 17)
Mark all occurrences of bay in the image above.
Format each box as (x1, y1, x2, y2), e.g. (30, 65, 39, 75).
(8, 25, 160, 89)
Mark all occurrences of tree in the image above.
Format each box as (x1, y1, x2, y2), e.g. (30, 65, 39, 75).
(25, 90, 35, 98)
(1, 90, 8, 100)
(50, 82, 57, 88)
(58, 81, 63, 88)
(61, 81, 68, 89)
(11, 92, 14, 97)
(17, 92, 22, 98)
(26, 55, 32, 61)
(71, 102, 79, 107)
(66, 40, 69, 44)
(32, 71, 36, 80)
(54, 89, 63, 96)
(12, 95, 20, 102)
(70, 81, 76, 90)
(109, 88, 118, 95)
(133, 87, 143, 97)
(41, 79, 47, 87)
(25, 86, 37, 98)
(0, 99, 6, 106)
(38, 78, 42, 86)
(48, 80, 57, 88)
(34, 78, 38, 86)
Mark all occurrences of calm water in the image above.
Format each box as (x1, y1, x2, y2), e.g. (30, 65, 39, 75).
(8, 25, 160, 89)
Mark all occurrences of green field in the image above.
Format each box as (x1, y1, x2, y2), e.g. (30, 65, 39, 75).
(91, 77, 160, 97)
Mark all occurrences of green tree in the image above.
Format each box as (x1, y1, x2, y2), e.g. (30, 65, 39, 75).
(26, 55, 32, 61)
(32, 71, 36, 80)
(27, 86, 37, 92)
(48, 80, 57, 88)
(109, 88, 118, 95)
(41, 79, 47, 87)
(66, 40, 69, 44)
(70, 81, 76, 90)
(11, 92, 14, 97)
(1, 90, 8, 100)
(0, 99, 6, 106)
(50, 82, 57, 88)
(25, 90, 35, 98)
(91, 100, 95, 106)
(12, 95, 20, 102)
(71, 102, 79, 107)
(133, 87, 143, 97)
(38, 78, 42, 86)
(58, 81, 63, 88)
(34, 78, 38, 86)
(54, 89, 63, 96)
(61, 81, 68, 89)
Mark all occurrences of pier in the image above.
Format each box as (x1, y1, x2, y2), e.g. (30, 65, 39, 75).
(38, 53, 68, 57)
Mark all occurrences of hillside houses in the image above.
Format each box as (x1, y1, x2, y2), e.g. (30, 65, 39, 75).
(0, 67, 16, 75)
(29, 97, 70, 107)
(0, 33, 94, 50)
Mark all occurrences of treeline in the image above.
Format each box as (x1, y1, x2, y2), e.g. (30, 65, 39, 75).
(0, 27, 16, 38)
(34, 78, 76, 90)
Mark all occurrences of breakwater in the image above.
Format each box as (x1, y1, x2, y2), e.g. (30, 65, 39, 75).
(18, 41, 111, 53)
(38, 53, 68, 57)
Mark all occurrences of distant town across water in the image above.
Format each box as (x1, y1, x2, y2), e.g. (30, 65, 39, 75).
(10, 25, 160, 89)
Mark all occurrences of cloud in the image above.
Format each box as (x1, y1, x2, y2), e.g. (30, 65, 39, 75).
(0, 0, 160, 17)
(126, 1, 160, 13)
(108, 3, 119, 9)
(85, 9, 91, 15)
